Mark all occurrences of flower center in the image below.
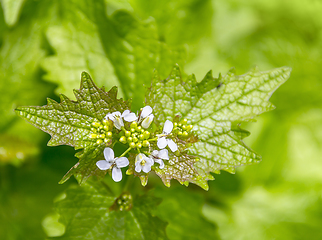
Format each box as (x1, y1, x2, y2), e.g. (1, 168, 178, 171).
(141, 160, 146, 166)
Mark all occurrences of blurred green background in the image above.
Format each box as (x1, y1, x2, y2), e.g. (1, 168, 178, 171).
(1, 0, 321, 239)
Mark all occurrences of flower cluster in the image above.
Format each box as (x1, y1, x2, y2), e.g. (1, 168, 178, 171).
(94, 106, 191, 183)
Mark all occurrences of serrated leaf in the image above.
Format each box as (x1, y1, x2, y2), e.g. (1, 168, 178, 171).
(49, 181, 168, 240)
(15, 72, 130, 183)
(146, 64, 291, 181)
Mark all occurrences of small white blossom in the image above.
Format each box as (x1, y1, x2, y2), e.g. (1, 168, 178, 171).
(157, 120, 178, 152)
(96, 147, 129, 182)
(151, 149, 169, 169)
(139, 106, 154, 129)
(135, 153, 154, 173)
(105, 110, 137, 129)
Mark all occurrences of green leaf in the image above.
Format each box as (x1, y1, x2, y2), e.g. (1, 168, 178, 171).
(41, 0, 185, 110)
(146, 65, 291, 183)
(0, 0, 56, 165)
(49, 181, 168, 240)
(154, 187, 219, 240)
(131, 0, 213, 46)
(1, 0, 26, 26)
(15, 72, 130, 183)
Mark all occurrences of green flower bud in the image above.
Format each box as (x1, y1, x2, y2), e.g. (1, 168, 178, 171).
(130, 121, 137, 129)
(182, 131, 188, 137)
(136, 142, 142, 148)
(139, 134, 145, 140)
(125, 131, 131, 137)
(131, 128, 136, 133)
(96, 139, 103, 144)
(119, 136, 127, 144)
(182, 118, 188, 125)
(187, 125, 193, 131)
(127, 137, 133, 143)
(106, 132, 112, 138)
(130, 142, 136, 148)
(99, 134, 105, 138)
(142, 140, 149, 147)
(133, 137, 138, 143)
(143, 131, 150, 139)
(92, 122, 101, 128)
(90, 134, 97, 139)
(103, 125, 109, 131)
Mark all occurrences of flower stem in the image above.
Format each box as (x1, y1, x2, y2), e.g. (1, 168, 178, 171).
(148, 137, 158, 142)
(120, 147, 132, 157)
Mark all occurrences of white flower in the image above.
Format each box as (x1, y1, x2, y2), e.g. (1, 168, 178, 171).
(139, 106, 154, 129)
(96, 147, 129, 182)
(157, 120, 178, 152)
(151, 149, 169, 169)
(135, 153, 154, 173)
(105, 110, 137, 129)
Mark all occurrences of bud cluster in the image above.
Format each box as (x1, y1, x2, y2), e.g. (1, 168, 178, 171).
(173, 118, 193, 138)
(119, 121, 151, 149)
(89, 120, 113, 144)
(92, 106, 190, 184)
(112, 192, 133, 211)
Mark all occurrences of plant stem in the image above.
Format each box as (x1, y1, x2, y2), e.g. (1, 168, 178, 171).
(120, 147, 131, 157)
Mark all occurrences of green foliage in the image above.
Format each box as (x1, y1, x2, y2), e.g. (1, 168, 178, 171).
(2, 0, 321, 239)
(16, 65, 289, 191)
(49, 181, 168, 240)
(154, 187, 219, 240)
(41, 0, 185, 110)
(146, 65, 291, 183)
(0, 0, 55, 166)
(16, 72, 130, 183)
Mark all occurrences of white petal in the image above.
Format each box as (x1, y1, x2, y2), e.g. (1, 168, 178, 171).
(154, 159, 164, 169)
(112, 111, 121, 117)
(157, 137, 167, 149)
(135, 162, 142, 172)
(104, 147, 114, 161)
(122, 110, 130, 117)
(108, 114, 115, 121)
(163, 120, 173, 134)
(105, 113, 112, 120)
(158, 149, 169, 160)
(136, 153, 145, 163)
(141, 114, 154, 129)
(96, 160, 113, 170)
(151, 150, 158, 157)
(123, 112, 137, 122)
(142, 164, 151, 173)
(144, 156, 154, 165)
(113, 117, 124, 129)
(112, 167, 122, 182)
(140, 106, 152, 119)
(167, 139, 178, 152)
(115, 157, 129, 168)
